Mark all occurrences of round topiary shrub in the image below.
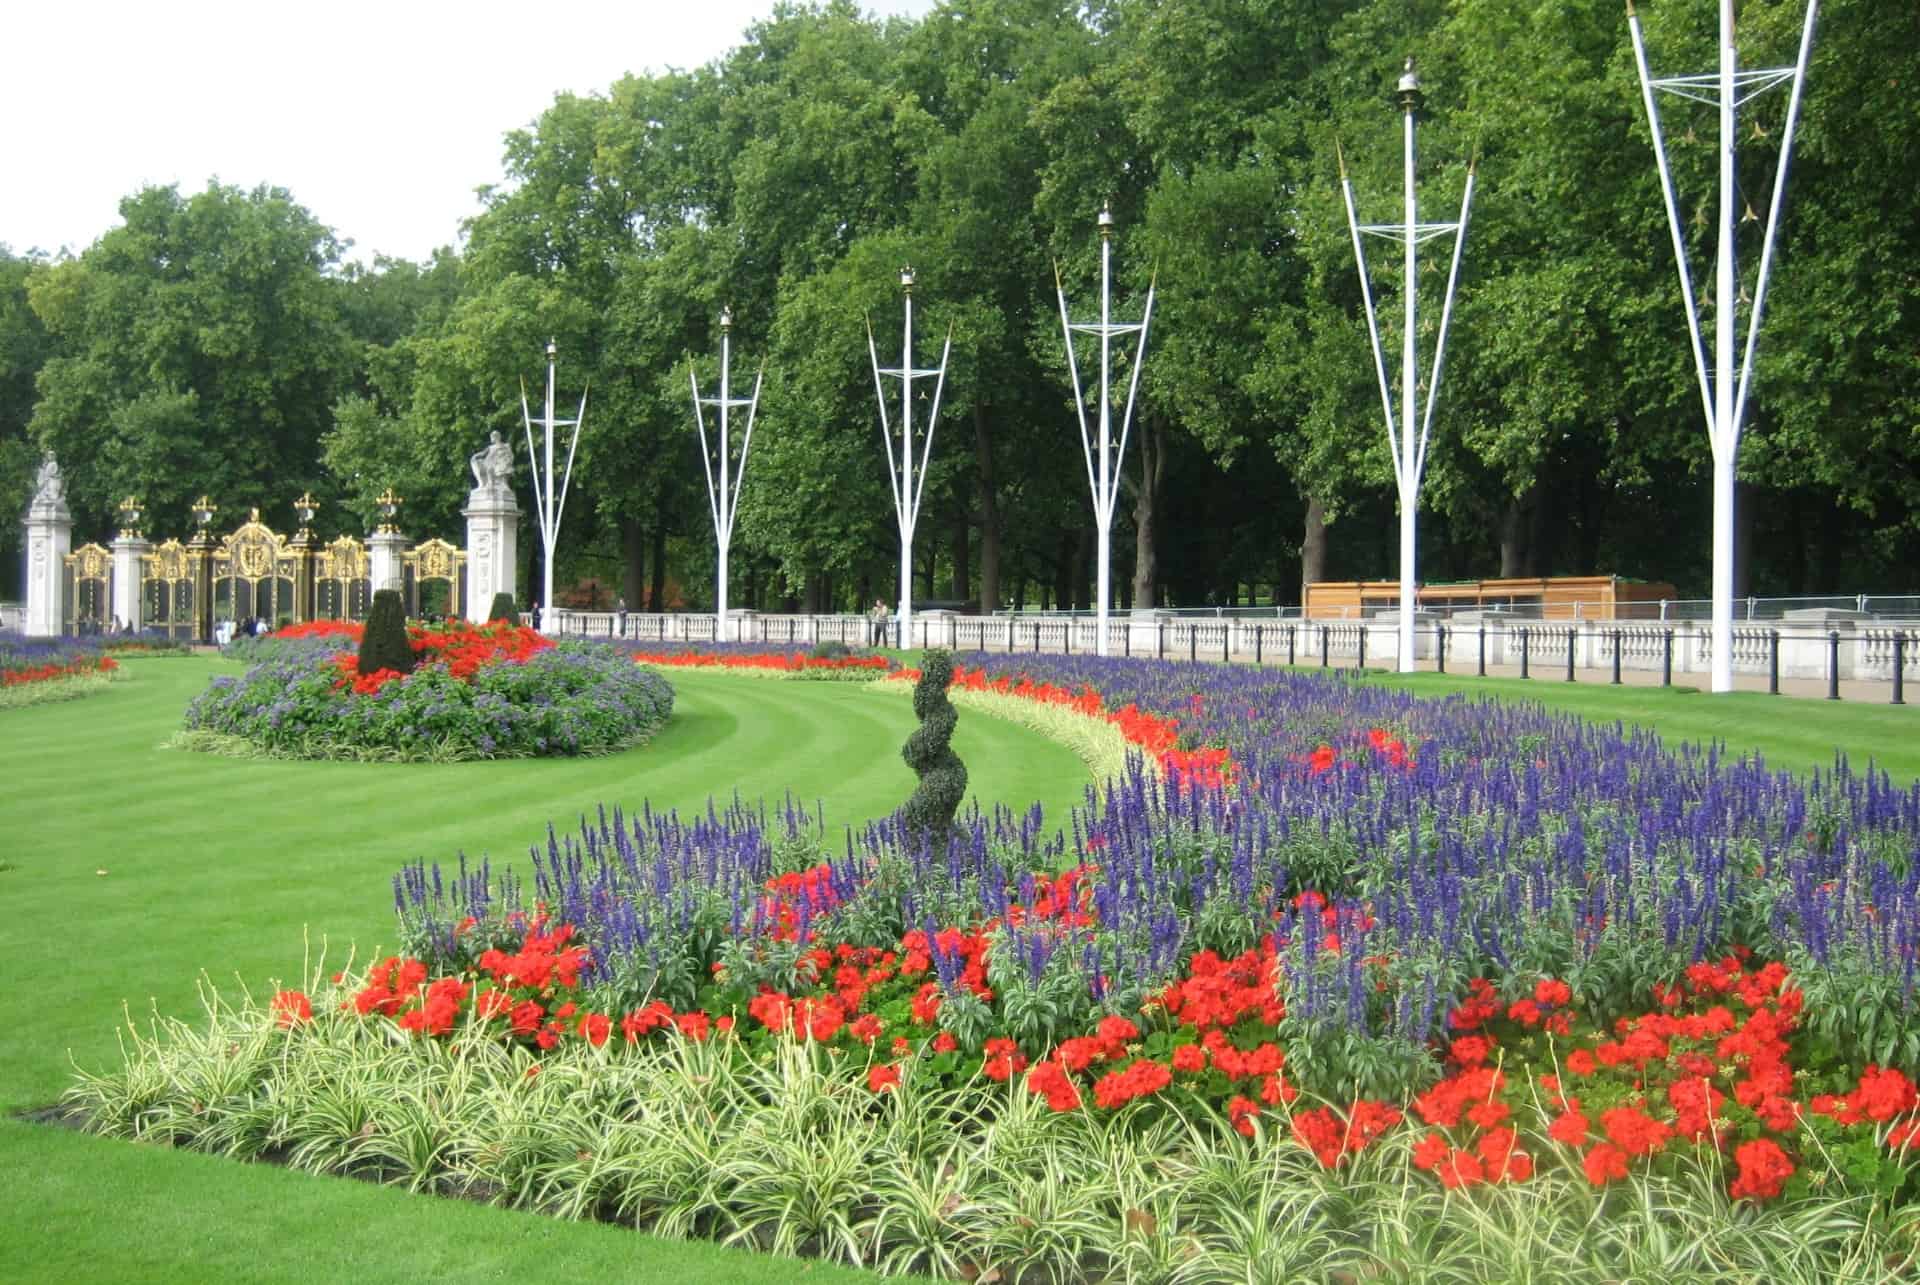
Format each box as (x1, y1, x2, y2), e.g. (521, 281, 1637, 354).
(487, 592, 519, 624)
(357, 589, 417, 678)
(900, 648, 968, 843)
(809, 640, 853, 661)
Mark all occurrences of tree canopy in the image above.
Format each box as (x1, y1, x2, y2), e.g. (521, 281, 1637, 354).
(4, 0, 1916, 609)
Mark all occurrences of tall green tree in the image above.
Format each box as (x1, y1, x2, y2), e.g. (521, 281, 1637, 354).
(28, 183, 353, 538)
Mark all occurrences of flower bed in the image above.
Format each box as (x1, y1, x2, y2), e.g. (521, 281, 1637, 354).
(69, 659, 1920, 1277)
(0, 633, 122, 709)
(633, 643, 896, 681)
(180, 619, 673, 761)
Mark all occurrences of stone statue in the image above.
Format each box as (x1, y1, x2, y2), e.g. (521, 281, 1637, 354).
(469, 431, 515, 494)
(32, 451, 64, 505)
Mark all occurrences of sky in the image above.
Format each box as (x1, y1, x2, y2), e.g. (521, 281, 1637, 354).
(3, 0, 935, 266)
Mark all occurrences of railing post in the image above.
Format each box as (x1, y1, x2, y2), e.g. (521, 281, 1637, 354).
(1768, 629, 1780, 696)
(1158, 619, 1166, 659)
(1435, 624, 1446, 674)
(1188, 625, 1197, 662)
(1519, 628, 1530, 680)
(1478, 624, 1487, 677)
(1287, 624, 1297, 666)
(1033, 622, 1040, 655)
(1255, 624, 1264, 665)
(1065, 620, 1072, 654)
(1221, 624, 1229, 664)
(1661, 629, 1673, 687)
(1357, 626, 1367, 670)
(1008, 619, 1015, 653)
(1321, 625, 1330, 669)
(1124, 617, 1132, 657)
(1611, 630, 1622, 685)
(1565, 629, 1576, 682)
(1895, 634, 1908, 706)
(1827, 631, 1840, 701)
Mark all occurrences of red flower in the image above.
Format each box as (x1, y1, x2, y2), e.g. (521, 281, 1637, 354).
(868, 1062, 901, 1094)
(577, 1012, 611, 1047)
(1729, 1138, 1795, 1202)
(1582, 1143, 1630, 1186)
(1548, 1110, 1591, 1147)
(271, 990, 312, 1028)
(1600, 1106, 1671, 1158)
(1171, 1044, 1207, 1073)
(1533, 978, 1573, 1007)
(1412, 1131, 1452, 1172)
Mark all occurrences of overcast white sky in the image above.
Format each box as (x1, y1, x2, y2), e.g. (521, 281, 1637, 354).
(3, 0, 935, 265)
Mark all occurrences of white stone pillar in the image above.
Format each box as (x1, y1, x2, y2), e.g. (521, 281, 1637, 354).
(368, 530, 409, 598)
(462, 490, 521, 623)
(111, 534, 151, 633)
(23, 493, 73, 637)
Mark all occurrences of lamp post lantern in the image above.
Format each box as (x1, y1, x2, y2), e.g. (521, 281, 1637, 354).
(519, 340, 587, 634)
(1339, 58, 1476, 675)
(690, 307, 764, 643)
(1628, 0, 1818, 694)
(868, 267, 952, 649)
(1055, 206, 1155, 657)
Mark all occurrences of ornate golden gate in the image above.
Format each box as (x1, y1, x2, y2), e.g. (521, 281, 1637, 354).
(402, 537, 467, 621)
(141, 539, 197, 640)
(62, 543, 112, 634)
(315, 534, 371, 621)
(210, 510, 298, 627)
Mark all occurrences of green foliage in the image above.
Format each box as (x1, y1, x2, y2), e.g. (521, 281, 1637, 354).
(25, 183, 353, 540)
(61, 968, 1920, 1285)
(808, 640, 853, 661)
(486, 592, 518, 624)
(356, 590, 416, 678)
(899, 649, 968, 843)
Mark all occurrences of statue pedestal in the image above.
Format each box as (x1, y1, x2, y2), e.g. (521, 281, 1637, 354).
(112, 534, 151, 633)
(368, 530, 409, 597)
(23, 496, 73, 637)
(462, 488, 521, 623)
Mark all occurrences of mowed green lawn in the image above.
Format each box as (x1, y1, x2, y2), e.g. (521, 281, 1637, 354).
(0, 657, 1090, 1284)
(1365, 671, 1920, 784)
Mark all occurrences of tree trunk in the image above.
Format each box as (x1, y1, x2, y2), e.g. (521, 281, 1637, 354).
(621, 517, 645, 610)
(1132, 417, 1165, 610)
(951, 493, 970, 605)
(1052, 531, 1074, 612)
(973, 402, 1000, 613)
(1300, 494, 1328, 607)
(649, 525, 667, 611)
(1499, 490, 1532, 578)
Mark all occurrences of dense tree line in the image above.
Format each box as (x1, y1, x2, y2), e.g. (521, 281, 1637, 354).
(4, 0, 1916, 610)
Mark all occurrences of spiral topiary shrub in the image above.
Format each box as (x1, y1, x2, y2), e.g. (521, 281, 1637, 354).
(487, 592, 519, 624)
(900, 648, 968, 843)
(356, 589, 417, 677)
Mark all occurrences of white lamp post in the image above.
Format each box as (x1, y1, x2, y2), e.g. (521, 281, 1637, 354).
(1056, 206, 1155, 657)
(1628, 0, 1818, 694)
(867, 267, 951, 649)
(690, 307, 764, 643)
(1340, 58, 1476, 676)
(520, 340, 587, 634)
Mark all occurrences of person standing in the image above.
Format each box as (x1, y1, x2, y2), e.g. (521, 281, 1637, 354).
(869, 598, 890, 647)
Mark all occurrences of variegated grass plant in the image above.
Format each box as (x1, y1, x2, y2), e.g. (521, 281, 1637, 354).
(61, 952, 1920, 1285)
